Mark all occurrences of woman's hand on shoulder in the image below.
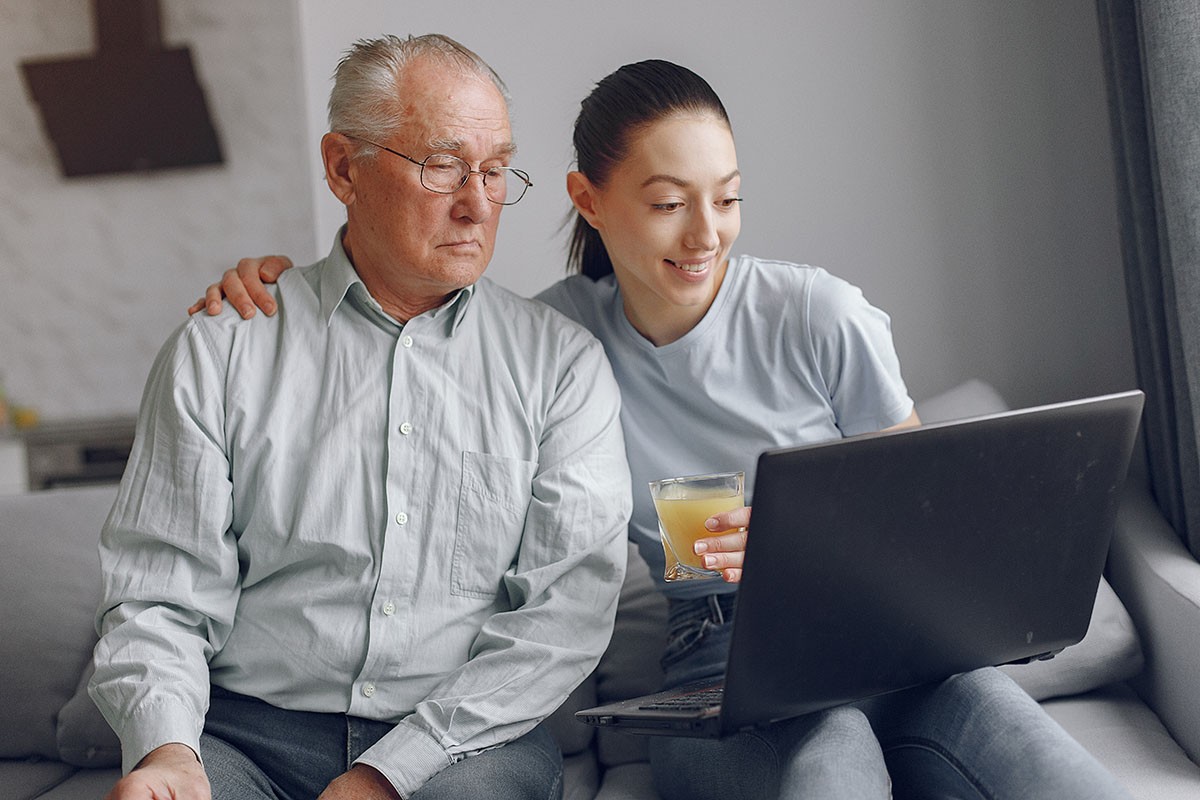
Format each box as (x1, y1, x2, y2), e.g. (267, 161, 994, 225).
(694, 506, 751, 583)
(186, 255, 294, 319)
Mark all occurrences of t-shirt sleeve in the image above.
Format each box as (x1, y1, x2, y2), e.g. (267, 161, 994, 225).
(803, 270, 914, 436)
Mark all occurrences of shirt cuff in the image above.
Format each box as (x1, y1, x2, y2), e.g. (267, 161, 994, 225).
(111, 699, 204, 775)
(353, 719, 454, 798)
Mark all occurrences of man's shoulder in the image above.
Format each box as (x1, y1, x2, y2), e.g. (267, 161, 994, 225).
(188, 261, 318, 333)
(475, 278, 599, 339)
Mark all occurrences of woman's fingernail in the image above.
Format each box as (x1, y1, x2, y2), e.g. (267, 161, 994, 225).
(694, 541, 709, 554)
(703, 555, 716, 569)
(705, 517, 719, 530)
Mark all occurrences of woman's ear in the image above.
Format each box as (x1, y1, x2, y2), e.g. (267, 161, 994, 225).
(322, 133, 357, 207)
(567, 171, 603, 231)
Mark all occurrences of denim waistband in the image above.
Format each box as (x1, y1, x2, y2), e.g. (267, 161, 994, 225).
(666, 591, 738, 627)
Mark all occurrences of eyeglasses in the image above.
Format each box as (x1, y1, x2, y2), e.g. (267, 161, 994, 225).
(347, 135, 533, 205)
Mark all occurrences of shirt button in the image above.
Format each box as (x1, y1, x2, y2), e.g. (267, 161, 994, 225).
(395, 511, 408, 525)
(401, 335, 414, 348)
(399, 422, 413, 435)
(362, 682, 376, 698)
(383, 602, 396, 616)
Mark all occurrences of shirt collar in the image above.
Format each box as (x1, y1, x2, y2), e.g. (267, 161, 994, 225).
(317, 226, 478, 334)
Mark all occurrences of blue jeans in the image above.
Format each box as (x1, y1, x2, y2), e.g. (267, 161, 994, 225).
(649, 594, 1133, 800)
(200, 686, 563, 800)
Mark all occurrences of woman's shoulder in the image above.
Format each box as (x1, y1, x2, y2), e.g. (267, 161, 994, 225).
(736, 256, 872, 310)
(534, 273, 618, 327)
(730, 255, 847, 312)
(729, 256, 888, 350)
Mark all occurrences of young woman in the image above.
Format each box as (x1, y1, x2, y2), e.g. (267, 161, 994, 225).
(196, 60, 1131, 800)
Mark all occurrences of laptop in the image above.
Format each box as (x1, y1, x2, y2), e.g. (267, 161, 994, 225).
(576, 390, 1145, 738)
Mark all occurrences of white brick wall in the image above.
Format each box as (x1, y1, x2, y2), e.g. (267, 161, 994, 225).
(0, 0, 316, 420)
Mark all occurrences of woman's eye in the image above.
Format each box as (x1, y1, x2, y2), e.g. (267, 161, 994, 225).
(653, 202, 683, 211)
(718, 197, 743, 209)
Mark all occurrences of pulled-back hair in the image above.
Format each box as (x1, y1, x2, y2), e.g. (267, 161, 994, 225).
(568, 60, 731, 280)
(327, 33, 510, 159)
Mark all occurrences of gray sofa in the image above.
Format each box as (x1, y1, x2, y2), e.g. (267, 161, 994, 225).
(3, 381, 1200, 799)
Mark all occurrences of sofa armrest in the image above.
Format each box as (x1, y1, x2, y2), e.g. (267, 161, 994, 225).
(1107, 481, 1200, 764)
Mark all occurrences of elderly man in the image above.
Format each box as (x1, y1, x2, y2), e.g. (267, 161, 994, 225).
(91, 34, 631, 800)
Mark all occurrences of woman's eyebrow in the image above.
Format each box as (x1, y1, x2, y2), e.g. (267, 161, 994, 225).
(641, 169, 741, 189)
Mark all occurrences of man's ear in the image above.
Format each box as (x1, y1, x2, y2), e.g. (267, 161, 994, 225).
(566, 171, 603, 232)
(322, 133, 357, 207)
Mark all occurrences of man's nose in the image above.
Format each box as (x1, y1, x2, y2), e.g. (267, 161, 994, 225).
(453, 171, 494, 222)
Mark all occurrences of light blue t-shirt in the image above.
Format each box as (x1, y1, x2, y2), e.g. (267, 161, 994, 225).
(537, 254, 913, 598)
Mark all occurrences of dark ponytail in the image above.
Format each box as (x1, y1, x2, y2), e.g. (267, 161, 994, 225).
(567, 60, 731, 280)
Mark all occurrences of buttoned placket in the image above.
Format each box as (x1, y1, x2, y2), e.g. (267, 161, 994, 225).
(349, 319, 423, 715)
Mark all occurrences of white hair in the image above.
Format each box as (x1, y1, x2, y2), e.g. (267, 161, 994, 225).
(327, 33, 511, 157)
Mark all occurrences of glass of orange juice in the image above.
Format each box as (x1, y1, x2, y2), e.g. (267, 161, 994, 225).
(649, 471, 745, 581)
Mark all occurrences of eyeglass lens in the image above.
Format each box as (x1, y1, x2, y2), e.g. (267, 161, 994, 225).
(421, 154, 530, 205)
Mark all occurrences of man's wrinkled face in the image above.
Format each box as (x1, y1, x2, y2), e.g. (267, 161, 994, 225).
(341, 58, 514, 312)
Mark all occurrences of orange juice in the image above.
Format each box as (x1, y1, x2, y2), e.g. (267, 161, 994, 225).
(653, 490, 744, 573)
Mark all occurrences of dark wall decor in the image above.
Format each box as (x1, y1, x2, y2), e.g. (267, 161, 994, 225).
(20, 0, 223, 177)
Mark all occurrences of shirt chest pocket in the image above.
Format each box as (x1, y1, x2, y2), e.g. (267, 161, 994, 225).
(452, 451, 538, 599)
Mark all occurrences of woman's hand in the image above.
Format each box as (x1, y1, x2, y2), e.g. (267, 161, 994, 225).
(186, 255, 294, 319)
(694, 506, 751, 583)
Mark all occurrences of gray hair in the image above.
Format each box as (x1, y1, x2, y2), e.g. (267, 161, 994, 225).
(327, 34, 511, 157)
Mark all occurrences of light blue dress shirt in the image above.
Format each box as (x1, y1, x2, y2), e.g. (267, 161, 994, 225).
(90, 233, 632, 796)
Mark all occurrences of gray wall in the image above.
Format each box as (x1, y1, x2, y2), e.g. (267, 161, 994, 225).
(0, 0, 1135, 422)
(298, 0, 1136, 410)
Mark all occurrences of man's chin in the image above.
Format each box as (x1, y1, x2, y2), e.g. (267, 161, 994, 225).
(432, 256, 490, 289)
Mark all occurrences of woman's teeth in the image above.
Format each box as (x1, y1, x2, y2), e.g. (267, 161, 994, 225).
(667, 259, 707, 273)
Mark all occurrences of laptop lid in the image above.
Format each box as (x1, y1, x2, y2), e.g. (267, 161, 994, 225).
(720, 389, 1144, 732)
(576, 390, 1144, 738)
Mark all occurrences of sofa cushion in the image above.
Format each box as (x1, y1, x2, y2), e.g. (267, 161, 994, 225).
(56, 660, 121, 768)
(1000, 575, 1143, 701)
(0, 485, 117, 760)
(0, 758, 79, 800)
(29, 765, 122, 800)
(594, 544, 667, 769)
(593, 762, 657, 800)
(545, 673, 598, 757)
(1043, 683, 1200, 800)
(914, 378, 1009, 424)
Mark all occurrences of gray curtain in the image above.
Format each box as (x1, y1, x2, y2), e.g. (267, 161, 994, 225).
(1097, 0, 1200, 558)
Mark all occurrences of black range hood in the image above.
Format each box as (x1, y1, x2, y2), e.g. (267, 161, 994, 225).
(21, 0, 224, 177)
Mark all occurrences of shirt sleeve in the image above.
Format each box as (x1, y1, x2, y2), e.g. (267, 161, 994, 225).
(88, 318, 239, 775)
(354, 333, 632, 796)
(804, 270, 914, 436)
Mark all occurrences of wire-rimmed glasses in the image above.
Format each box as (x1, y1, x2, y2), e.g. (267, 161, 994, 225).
(347, 135, 532, 205)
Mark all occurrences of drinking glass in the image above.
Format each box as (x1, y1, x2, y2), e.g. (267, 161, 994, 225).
(648, 471, 745, 581)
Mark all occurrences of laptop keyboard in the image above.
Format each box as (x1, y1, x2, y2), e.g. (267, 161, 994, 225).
(638, 686, 725, 711)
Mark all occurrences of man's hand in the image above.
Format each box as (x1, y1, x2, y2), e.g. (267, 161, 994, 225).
(694, 505, 752, 583)
(318, 764, 403, 800)
(186, 255, 294, 319)
(104, 743, 210, 800)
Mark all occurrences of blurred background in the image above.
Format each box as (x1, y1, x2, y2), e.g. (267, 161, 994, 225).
(0, 0, 1134, 428)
